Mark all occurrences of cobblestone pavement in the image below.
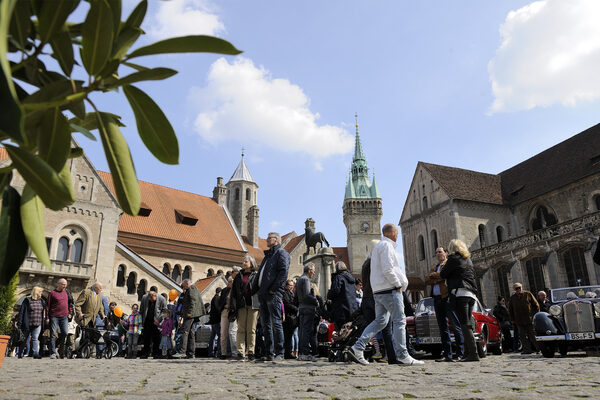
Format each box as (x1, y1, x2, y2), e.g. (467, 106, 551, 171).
(1, 352, 599, 399)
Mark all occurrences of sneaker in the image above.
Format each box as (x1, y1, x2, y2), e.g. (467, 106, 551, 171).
(348, 346, 369, 365)
(248, 354, 255, 361)
(397, 356, 424, 366)
(298, 354, 317, 362)
(273, 355, 284, 362)
(49, 354, 57, 359)
(236, 353, 246, 361)
(371, 351, 383, 359)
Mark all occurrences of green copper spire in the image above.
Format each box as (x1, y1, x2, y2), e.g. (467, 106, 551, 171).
(353, 113, 366, 162)
(344, 113, 381, 200)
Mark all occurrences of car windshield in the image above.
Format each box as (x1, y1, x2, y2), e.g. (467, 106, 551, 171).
(416, 297, 435, 314)
(551, 286, 600, 302)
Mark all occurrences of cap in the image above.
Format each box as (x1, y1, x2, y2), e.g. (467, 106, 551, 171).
(513, 282, 522, 289)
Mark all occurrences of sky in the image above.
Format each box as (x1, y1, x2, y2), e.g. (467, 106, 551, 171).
(73, 0, 600, 264)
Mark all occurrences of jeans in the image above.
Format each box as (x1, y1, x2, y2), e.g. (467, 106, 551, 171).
(354, 291, 408, 360)
(361, 297, 396, 362)
(454, 296, 478, 360)
(433, 296, 464, 358)
(292, 327, 299, 352)
(49, 316, 69, 354)
(298, 308, 317, 356)
(127, 333, 139, 358)
(209, 323, 220, 357)
(259, 293, 284, 357)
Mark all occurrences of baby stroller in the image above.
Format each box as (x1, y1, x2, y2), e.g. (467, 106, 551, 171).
(328, 310, 373, 362)
(67, 317, 118, 359)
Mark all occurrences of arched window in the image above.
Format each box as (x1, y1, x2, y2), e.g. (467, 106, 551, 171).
(496, 226, 504, 243)
(137, 279, 147, 301)
(562, 247, 589, 287)
(531, 205, 557, 231)
(418, 235, 425, 261)
(430, 230, 438, 255)
(207, 268, 214, 277)
(594, 194, 600, 211)
(217, 269, 223, 276)
(478, 225, 486, 248)
(70, 239, 83, 263)
(116, 265, 126, 287)
(57, 237, 69, 261)
(496, 264, 511, 300)
(183, 266, 191, 281)
(126, 272, 137, 295)
(162, 263, 170, 276)
(525, 257, 546, 295)
(422, 196, 428, 210)
(235, 188, 240, 200)
(246, 188, 251, 201)
(172, 265, 181, 283)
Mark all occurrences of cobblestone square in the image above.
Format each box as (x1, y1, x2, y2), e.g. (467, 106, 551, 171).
(1, 352, 599, 399)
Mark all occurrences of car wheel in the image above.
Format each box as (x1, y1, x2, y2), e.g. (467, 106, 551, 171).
(558, 343, 568, 356)
(476, 329, 487, 358)
(539, 342, 555, 358)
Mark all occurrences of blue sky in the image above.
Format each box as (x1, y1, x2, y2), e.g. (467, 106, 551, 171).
(78, 0, 600, 259)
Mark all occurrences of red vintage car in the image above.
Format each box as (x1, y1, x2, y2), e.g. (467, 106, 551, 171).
(406, 296, 502, 357)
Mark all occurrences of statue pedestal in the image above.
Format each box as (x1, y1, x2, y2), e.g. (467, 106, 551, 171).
(304, 247, 336, 300)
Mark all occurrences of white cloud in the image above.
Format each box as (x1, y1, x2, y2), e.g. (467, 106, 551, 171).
(270, 220, 281, 229)
(488, 0, 600, 113)
(148, 0, 225, 39)
(190, 57, 354, 159)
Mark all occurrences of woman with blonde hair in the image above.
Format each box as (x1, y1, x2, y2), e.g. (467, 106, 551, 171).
(233, 255, 260, 361)
(440, 239, 479, 362)
(17, 286, 46, 359)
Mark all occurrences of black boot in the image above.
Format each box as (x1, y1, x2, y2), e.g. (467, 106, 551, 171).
(460, 325, 479, 362)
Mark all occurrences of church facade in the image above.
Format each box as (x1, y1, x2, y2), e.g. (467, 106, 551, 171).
(399, 124, 600, 306)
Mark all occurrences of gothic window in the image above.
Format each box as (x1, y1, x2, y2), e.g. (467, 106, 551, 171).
(116, 265, 126, 287)
(46, 238, 52, 252)
(430, 180, 434, 191)
(57, 237, 69, 261)
(496, 226, 504, 243)
(496, 265, 511, 300)
(562, 247, 589, 287)
(413, 190, 416, 200)
(246, 188, 251, 201)
(183, 266, 191, 281)
(126, 272, 137, 295)
(235, 188, 240, 200)
(478, 225, 486, 248)
(70, 239, 83, 263)
(137, 279, 147, 301)
(418, 235, 425, 261)
(430, 230, 438, 255)
(162, 263, 170, 276)
(594, 194, 600, 211)
(422, 196, 428, 210)
(207, 268, 214, 277)
(172, 265, 181, 284)
(531, 206, 557, 231)
(525, 257, 546, 295)
(217, 269, 223, 276)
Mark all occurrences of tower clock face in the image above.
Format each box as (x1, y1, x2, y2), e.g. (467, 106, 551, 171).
(360, 221, 370, 232)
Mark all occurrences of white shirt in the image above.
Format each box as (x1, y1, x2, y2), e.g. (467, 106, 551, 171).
(370, 237, 409, 293)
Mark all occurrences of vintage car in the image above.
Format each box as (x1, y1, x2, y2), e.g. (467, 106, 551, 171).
(534, 285, 600, 358)
(407, 296, 502, 357)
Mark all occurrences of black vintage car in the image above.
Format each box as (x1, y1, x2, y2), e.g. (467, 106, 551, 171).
(534, 285, 600, 358)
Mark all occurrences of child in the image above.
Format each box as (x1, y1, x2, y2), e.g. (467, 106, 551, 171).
(158, 309, 174, 358)
(124, 304, 142, 359)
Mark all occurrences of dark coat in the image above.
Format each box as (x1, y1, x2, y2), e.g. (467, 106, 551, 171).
(182, 285, 203, 318)
(18, 296, 47, 333)
(539, 299, 551, 313)
(440, 254, 478, 295)
(361, 257, 373, 300)
(327, 270, 358, 324)
(509, 291, 539, 325)
(140, 293, 167, 324)
(208, 293, 221, 325)
(256, 244, 290, 297)
(282, 289, 298, 329)
(218, 287, 231, 313)
(492, 303, 510, 324)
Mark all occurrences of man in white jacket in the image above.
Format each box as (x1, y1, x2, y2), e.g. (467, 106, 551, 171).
(349, 223, 424, 366)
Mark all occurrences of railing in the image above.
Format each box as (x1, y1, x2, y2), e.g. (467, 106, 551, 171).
(20, 257, 93, 278)
(472, 211, 600, 260)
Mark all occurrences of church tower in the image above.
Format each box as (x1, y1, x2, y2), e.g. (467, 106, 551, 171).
(343, 115, 382, 274)
(226, 151, 259, 247)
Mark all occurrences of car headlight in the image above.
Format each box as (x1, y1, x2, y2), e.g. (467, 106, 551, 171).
(549, 305, 562, 316)
(594, 303, 600, 317)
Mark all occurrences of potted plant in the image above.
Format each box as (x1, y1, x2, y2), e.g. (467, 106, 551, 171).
(0, 274, 18, 368)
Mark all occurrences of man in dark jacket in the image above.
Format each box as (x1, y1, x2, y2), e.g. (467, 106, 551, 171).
(509, 282, 539, 355)
(537, 291, 551, 313)
(282, 279, 298, 359)
(492, 296, 513, 352)
(208, 287, 222, 357)
(179, 279, 203, 358)
(140, 291, 167, 358)
(296, 263, 318, 361)
(327, 261, 358, 331)
(255, 232, 290, 362)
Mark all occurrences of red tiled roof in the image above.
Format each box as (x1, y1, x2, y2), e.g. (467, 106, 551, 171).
(194, 276, 219, 292)
(98, 171, 243, 251)
(332, 247, 350, 271)
(242, 236, 268, 264)
(284, 234, 305, 253)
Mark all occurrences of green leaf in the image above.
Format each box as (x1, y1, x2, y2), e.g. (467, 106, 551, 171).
(69, 112, 124, 131)
(123, 85, 179, 165)
(50, 24, 75, 75)
(106, 0, 121, 33)
(126, 35, 242, 59)
(57, 162, 75, 202)
(20, 185, 51, 268)
(4, 144, 75, 211)
(69, 122, 96, 141)
(0, 186, 28, 285)
(8, 0, 31, 50)
(114, 67, 176, 87)
(125, 0, 147, 29)
(0, 0, 25, 144)
(81, 0, 115, 76)
(67, 97, 86, 119)
(111, 26, 143, 60)
(122, 61, 149, 72)
(23, 79, 82, 106)
(23, 91, 86, 111)
(37, 0, 79, 44)
(96, 112, 140, 215)
(96, 58, 119, 79)
(37, 108, 71, 171)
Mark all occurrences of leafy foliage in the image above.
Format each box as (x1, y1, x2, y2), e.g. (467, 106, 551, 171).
(0, 0, 242, 286)
(0, 273, 18, 334)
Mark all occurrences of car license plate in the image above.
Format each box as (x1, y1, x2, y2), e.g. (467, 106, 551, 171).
(419, 337, 441, 344)
(566, 332, 594, 340)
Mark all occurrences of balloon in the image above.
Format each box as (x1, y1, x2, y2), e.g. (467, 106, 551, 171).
(169, 289, 178, 301)
(113, 306, 123, 318)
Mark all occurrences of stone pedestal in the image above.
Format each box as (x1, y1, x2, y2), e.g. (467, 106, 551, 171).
(304, 247, 336, 300)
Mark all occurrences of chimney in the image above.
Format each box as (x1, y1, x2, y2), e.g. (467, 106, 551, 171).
(212, 177, 227, 205)
(246, 205, 259, 248)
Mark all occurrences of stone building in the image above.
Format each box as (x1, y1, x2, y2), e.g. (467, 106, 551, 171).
(399, 123, 600, 306)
